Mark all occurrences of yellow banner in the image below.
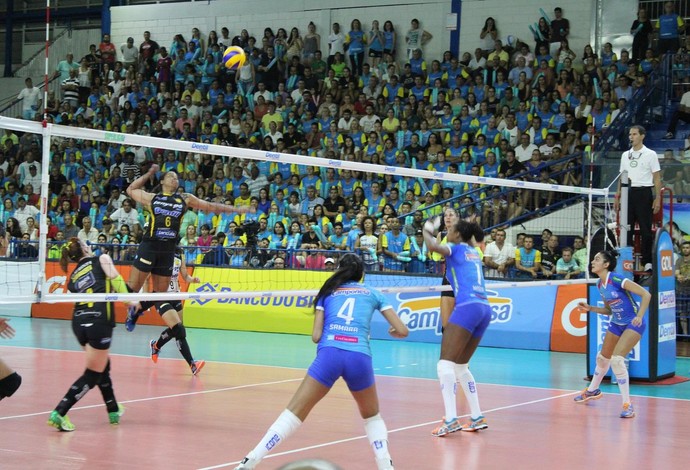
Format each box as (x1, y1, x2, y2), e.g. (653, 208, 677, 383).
(183, 268, 330, 334)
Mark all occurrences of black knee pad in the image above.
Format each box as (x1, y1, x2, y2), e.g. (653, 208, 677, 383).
(156, 301, 177, 316)
(84, 368, 102, 388)
(171, 323, 186, 341)
(0, 372, 22, 399)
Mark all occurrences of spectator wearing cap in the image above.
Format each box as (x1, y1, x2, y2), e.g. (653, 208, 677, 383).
(417, 191, 442, 218)
(14, 196, 40, 233)
(21, 165, 41, 192)
(120, 37, 139, 70)
(16, 149, 40, 184)
(324, 257, 336, 270)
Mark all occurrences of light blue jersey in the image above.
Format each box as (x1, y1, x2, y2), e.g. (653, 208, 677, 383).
(445, 243, 489, 307)
(316, 281, 391, 356)
(597, 272, 638, 325)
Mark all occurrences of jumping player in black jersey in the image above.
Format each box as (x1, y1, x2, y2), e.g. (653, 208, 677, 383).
(47, 238, 130, 432)
(124, 163, 252, 375)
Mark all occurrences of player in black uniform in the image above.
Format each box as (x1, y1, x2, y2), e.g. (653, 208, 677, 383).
(47, 238, 130, 432)
(125, 164, 252, 375)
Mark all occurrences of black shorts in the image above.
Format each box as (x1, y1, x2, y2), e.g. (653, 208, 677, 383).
(133, 239, 177, 276)
(158, 300, 183, 315)
(72, 320, 113, 350)
(383, 48, 395, 56)
(369, 50, 383, 58)
(441, 275, 455, 298)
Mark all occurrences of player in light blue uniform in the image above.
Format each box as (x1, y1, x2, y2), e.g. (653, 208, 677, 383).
(235, 253, 409, 470)
(575, 251, 651, 418)
(423, 216, 491, 436)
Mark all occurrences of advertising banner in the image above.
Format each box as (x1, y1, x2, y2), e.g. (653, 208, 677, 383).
(549, 284, 588, 353)
(586, 229, 676, 381)
(183, 267, 330, 334)
(652, 229, 676, 379)
(368, 274, 557, 350)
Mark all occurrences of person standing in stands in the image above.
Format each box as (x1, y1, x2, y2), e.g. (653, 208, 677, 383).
(655, 1, 684, 55)
(615, 125, 661, 272)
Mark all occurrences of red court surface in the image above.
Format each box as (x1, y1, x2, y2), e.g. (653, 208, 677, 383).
(1, 346, 689, 469)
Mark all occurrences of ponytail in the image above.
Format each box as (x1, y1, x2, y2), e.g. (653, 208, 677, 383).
(313, 253, 364, 311)
(59, 237, 84, 273)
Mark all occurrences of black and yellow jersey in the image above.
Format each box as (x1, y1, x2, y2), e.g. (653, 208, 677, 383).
(143, 193, 186, 242)
(68, 255, 114, 325)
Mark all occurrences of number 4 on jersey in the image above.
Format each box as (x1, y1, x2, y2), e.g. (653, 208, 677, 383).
(336, 297, 356, 325)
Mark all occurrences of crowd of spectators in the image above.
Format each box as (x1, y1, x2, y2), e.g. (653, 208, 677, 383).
(2, 6, 685, 273)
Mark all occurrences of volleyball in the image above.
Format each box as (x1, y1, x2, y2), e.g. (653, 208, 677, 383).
(223, 46, 246, 70)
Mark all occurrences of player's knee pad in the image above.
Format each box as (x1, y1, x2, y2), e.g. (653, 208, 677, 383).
(596, 353, 611, 369)
(610, 355, 626, 375)
(84, 368, 102, 388)
(171, 323, 186, 341)
(437, 359, 455, 379)
(0, 372, 22, 399)
(156, 301, 176, 316)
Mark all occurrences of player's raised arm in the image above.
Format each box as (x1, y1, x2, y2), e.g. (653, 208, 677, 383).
(181, 192, 255, 215)
(126, 163, 157, 207)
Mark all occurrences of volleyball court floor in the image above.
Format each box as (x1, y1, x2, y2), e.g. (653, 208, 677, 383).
(1, 317, 689, 469)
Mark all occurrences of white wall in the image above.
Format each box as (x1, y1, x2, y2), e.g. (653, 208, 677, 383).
(458, 0, 595, 62)
(110, 0, 451, 65)
(110, 0, 607, 66)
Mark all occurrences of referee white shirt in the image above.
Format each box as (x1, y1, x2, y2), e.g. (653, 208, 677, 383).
(618, 144, 660, 188)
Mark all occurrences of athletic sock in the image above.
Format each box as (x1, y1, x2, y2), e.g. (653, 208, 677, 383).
(249, 409, 302, 462)
(156, 328, 173, 349)
(611, 356, 630, 404)
(97, 361, 118, 413)
(364, 414, 393, 469)
(456, 364, 482, 419)
(437, 360, 457, 420)
(589, 354, 611, 391)
(55, 369, 101, 416)
(176, 337, 194, 366)
(98, 372, 119, 413)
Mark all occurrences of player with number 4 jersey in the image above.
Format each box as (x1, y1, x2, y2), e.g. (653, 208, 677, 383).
(234, 254, 409, 470)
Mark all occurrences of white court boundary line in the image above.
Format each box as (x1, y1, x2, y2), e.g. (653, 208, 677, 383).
(197, 391, 580, 470)
(2, 344, 688, 402)
(0, 377, 304, 421)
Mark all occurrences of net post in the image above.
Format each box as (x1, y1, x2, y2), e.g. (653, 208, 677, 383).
(619, 170, 630, 248)
(36, 123, 52, 302)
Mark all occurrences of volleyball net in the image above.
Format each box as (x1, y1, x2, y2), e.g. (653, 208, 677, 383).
(0, 115, 609, 305)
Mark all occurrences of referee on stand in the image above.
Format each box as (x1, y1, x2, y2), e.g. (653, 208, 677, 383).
(615, 125, 661, 272)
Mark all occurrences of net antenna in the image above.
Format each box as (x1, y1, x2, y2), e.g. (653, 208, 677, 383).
(0, 115, 606, 304)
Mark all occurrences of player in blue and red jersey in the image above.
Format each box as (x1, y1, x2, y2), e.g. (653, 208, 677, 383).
(575, 250, 651, 418)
